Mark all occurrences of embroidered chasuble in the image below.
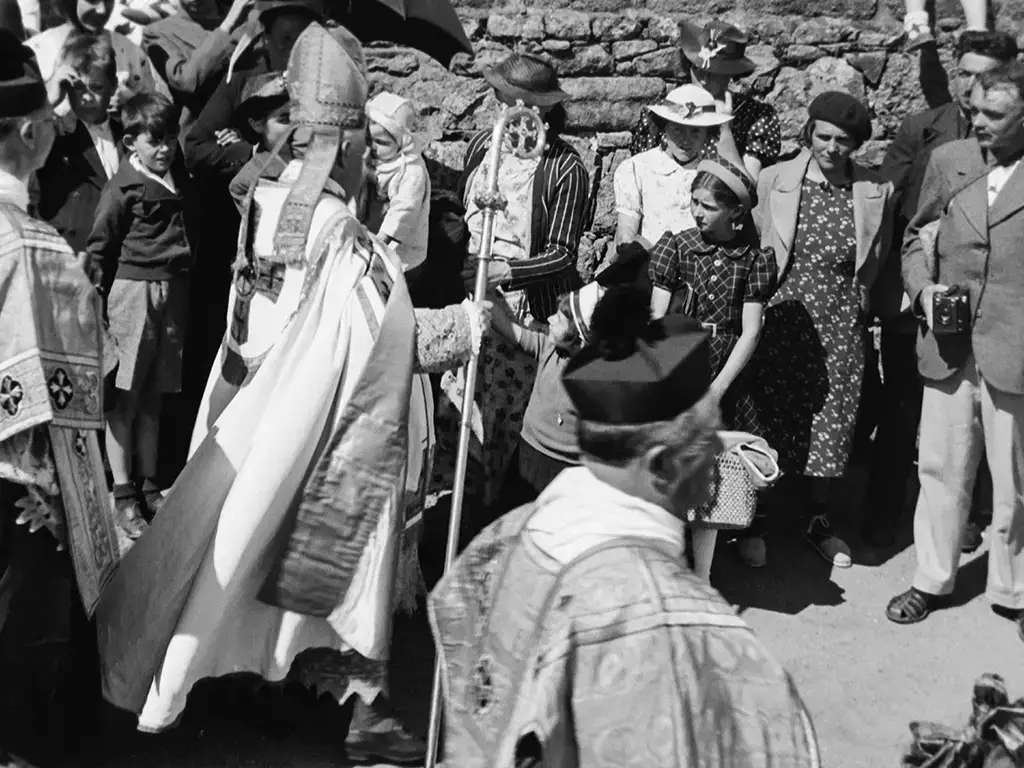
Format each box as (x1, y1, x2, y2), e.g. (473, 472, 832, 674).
(0, 201, 121, 615)
(429, 469, 822, 768)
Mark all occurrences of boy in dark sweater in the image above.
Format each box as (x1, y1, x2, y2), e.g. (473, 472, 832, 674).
(88, 91, 195, 536)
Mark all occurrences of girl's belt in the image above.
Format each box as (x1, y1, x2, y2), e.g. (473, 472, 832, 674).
(701, 321, 740, 338)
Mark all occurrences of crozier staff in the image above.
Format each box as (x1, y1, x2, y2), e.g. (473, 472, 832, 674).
(432, 52, 589, 513)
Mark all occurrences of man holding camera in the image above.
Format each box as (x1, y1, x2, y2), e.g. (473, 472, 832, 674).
(886, 62, 1024, 642)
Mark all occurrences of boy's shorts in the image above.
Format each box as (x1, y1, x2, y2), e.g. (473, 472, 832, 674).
(107, 277, 189, 395)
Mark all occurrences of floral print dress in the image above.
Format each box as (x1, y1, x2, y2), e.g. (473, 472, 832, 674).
(752, 179, 866, 478)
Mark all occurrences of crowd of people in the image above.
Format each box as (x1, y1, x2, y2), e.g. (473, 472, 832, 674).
(0, 0, 1023, 764)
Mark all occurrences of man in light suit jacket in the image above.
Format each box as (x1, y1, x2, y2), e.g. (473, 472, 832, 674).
(887, 62, 1024, 642)
(864, 31, 1018, 551)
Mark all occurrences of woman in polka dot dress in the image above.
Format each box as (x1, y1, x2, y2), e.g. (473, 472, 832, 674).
(648, 156, 776, 582)
(630, 21, 781, 183)
(751, 92, 895, 570)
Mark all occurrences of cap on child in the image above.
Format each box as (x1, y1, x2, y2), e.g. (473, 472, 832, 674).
(367, 91, 417, 147)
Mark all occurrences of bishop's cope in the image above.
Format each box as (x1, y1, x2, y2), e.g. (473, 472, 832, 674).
(429, 249, 823, 767)
(93, 21, 486, 764)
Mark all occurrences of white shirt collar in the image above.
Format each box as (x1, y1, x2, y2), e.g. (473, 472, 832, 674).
(130, 153, 176, 194)
(85, 120, 120, 179)
(648, 147, 692, 176)
(0, 168, 30, 212)
(988, 158, 1022, 206)
(526, 466, 686, 565)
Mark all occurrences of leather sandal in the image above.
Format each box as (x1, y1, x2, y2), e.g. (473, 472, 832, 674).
(886, 587, 936, 625)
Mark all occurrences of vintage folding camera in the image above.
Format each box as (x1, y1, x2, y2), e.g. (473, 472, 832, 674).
(932, 285, 970, 336)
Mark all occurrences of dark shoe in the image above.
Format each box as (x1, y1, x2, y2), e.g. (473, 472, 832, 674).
(345, 726, 426, 766)
(142, 486, 164, 521)
(886, 587, 938, 625)
(991, 605, 1024, 644)
(961, 521, 984, 554)
(806, 515, 852, 568)
(113, 494, 148, 540)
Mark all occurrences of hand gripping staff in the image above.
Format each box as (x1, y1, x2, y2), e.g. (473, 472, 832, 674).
(424, 102, 548, 768)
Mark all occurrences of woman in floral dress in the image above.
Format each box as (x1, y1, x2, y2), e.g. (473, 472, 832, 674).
(750, 92, 895, 570)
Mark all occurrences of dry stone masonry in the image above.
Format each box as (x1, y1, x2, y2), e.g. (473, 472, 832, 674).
(366, 0, 1022, 274)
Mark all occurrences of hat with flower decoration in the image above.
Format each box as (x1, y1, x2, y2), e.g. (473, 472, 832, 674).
(648, 84, 732, 127)
(679, 21, 757, 78)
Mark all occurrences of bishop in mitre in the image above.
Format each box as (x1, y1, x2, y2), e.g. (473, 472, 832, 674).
(95, 22, 487, 765)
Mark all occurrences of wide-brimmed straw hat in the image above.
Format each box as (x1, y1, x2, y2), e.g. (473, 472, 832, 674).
(679, 21, 757, 78)
(482, 53, 569, 108)
(648, 84, 732, 127)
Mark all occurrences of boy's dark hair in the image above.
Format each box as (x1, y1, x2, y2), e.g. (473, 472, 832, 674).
(120, 91, 181, 141)
(60, 29, 115, 84)
(555, 292, 583, 351)
(691, 169, 743, 212)
(238, 93, 290, 126)
(957, 30, 1018, 63)
(978, 60, 1024, 100)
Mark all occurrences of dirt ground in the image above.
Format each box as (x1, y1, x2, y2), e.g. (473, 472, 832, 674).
(13, 472, 1024, 768)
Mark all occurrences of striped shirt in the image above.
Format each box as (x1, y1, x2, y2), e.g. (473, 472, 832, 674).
(462, 131, 589, 320)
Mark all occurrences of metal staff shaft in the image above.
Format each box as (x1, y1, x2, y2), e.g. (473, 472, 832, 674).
(424, 104, 545, 768)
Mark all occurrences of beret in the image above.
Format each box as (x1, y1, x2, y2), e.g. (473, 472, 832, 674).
(808, 90, 872, 143)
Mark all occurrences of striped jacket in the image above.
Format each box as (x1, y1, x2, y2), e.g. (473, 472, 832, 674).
(460, 130, 589, 320)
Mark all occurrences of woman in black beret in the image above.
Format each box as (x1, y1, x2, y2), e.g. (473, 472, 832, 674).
(742, 91, 897, 571)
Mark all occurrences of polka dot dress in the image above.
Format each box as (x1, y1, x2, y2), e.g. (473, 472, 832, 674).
(629, 93, 782, 168)
(752, 179, 867, 478)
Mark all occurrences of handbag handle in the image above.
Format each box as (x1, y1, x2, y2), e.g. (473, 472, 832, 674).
(734, 441, 780, 487)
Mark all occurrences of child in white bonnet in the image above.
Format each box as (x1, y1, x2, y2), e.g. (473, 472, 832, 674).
(367, 91, 431, 275)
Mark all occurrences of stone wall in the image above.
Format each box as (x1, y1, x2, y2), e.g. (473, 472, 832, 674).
(367, 0, 1023, 273)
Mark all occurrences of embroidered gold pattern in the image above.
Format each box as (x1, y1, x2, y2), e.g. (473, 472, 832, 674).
(0, 375, 23, 416)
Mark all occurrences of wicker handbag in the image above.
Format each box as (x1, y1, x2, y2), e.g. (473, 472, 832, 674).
(687, 433, 781, 531)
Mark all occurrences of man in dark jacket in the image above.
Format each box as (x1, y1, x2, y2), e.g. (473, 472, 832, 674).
(143, 0, 256, 136)
(862, 30, 1018, 550)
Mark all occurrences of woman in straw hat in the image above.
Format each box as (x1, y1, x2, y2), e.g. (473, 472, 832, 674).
(431, 52, 589, 519)
(631, 21, 781, 182)
(614, 83, 733, 249)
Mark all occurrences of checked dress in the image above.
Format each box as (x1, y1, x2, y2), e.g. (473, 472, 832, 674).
(648, 227, 776, 433)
